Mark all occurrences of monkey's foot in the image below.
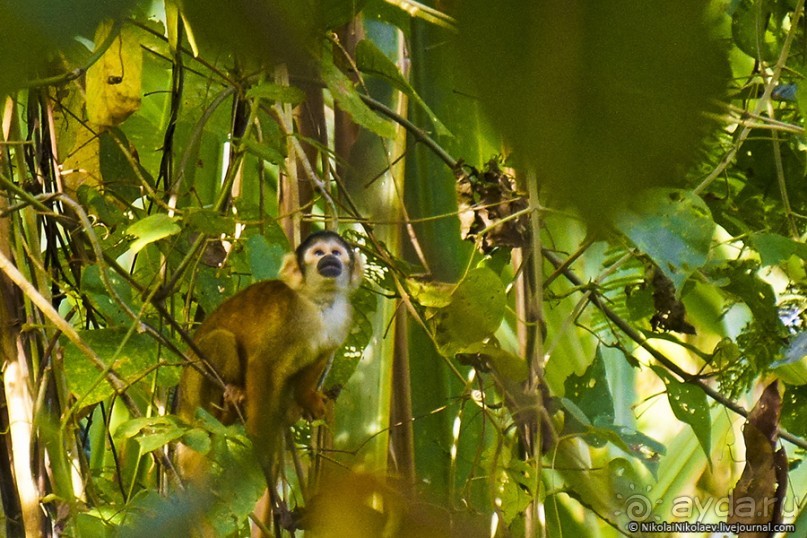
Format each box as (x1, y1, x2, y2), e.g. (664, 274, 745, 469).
(299, 389, 328, 420)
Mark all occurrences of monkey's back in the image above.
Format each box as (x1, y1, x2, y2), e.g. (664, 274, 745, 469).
(195, 280, 304, 350)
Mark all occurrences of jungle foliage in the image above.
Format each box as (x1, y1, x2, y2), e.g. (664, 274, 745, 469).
(1, 1, 807, 537)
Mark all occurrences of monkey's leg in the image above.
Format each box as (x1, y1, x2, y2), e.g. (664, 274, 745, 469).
(244, 352, 287, 485)
(194, 329, 245, 423)
(291, 354, 332, 420)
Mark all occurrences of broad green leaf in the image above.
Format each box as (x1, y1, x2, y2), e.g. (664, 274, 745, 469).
(749, 232, 807, 266)
(77, 185, 126, 227)
(80, 265, 135, 326)
(246, 234, 286, 281)
(246, 81, 305, 104)
(117, 416, 187, 454)
(559, 397, 593, 429)
(593, 422, 666, 477)
(456, 0, 728, 224)
(380, 0, 457, 30)
(321, 54, 396, 139)
(195, 267, 238, 313)
(772, 332, 807, 386)
(180, 428, 212, 455)
(63, 329, 178, 406)
(434, 267, 506, 355)
(731, 0, 779, 61)
(184, 208, 235, 236)
(616, 188, 715, 294)
(563, 347, 615, 447)
(126, 213, 181, 253)
(651, 366, 711, 460)
(406, 277, 454, 308)
(99, 129, 155, 203)
(459, 341, 528, 383)
(75, 512, 117, 538)
(781, 384, 807, 438)
(355, 39, 451, 137)
(498, 459, 537, 524)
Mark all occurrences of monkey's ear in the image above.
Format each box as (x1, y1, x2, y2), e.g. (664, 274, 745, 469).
(350, 252, 364, 291)
(279, 252, 304, 290)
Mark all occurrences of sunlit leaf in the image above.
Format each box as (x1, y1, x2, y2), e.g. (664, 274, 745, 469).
(434, 267, 506, 355)
(117, 416, 187, 454)
(563, 348, 615, 447)
(63, 329, 177, 406)
(749, 232, 807, 266)
(321, 54, 397, 139)
(86, 20, 142, 127)
(651, 366, 711, 459)
(126, 214, 181, 253)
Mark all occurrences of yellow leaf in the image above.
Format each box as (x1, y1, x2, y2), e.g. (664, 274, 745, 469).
(86, 20, 142, 127)
(61, 127, 101, 195)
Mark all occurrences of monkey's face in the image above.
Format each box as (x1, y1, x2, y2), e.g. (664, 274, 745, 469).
(301, 237, 354, 290)
(280, 231, 363, 295)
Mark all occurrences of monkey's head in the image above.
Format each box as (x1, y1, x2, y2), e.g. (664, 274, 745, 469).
(279, 231, 364, 296)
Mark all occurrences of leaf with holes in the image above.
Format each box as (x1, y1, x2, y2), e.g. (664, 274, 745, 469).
(563, 347, 615, 447)
(651, 366, 711, 459)
(616, 188, 714, 295)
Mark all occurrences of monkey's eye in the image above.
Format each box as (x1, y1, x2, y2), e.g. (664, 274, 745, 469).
(332, 249, 342, 256)
(313, 248, 325, 257)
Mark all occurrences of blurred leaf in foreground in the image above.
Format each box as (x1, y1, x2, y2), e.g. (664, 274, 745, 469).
(455, 0, 729, 225)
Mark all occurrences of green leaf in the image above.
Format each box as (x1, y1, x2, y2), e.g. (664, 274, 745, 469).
(246, 234, 285, 281)
(456, 0, 728, 224)
(126, 214, 181, 253)
(63, 329, 178, 406)
(80, 265, 135, 326)
(355, 39, 452, 138)
(616, 188, 715, 294)
(246, 82, 305, 104)
(238, 136, 285, 165)
(651, 366, 711, 460)
(749, 232, 807, 266)
(460, 341, 528, 383)
(563, 347, 615, 447)
(406, 277, 454, 308)
(321, 54, 397, 139)
(117, 416, 187, 454)
(772, 332, 807, 385)
(77, 185, 126, 227)
(75, 512, 116, 538)
(781, 384, 807, 438)
(195, 267, 238, 314)
(184, 208, 235, 236)
(731, 0, 779, 61)
(180, 428, 212, 455)
(593, 422, 666, 477)
(434, 267, 506, 355)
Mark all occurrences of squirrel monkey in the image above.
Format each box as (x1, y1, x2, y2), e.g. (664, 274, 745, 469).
(176, 231, 363, 485)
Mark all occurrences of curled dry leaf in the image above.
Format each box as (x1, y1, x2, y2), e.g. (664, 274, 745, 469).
(728, 381, 788, 536)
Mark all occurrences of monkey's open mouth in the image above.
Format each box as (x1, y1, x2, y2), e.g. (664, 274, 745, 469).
(317, 256, 343, 277)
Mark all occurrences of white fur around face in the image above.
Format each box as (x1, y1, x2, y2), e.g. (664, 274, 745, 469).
(315, 295, 353, 350)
